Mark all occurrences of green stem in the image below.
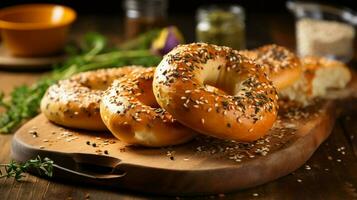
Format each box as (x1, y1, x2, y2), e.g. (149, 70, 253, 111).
(91, 49, 153, 62)
(51, 50, 154, 80)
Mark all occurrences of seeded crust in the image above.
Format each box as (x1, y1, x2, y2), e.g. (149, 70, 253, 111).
(41, 66, 144, 130)
(153, 43, 279, 142)
(239, 44, 302, 90)
(100, 67, 196, 147)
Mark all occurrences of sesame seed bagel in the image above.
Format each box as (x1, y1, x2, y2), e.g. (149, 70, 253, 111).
(41, 66, 144, 130)
(239, 44, 302, 90)
(153, 43, 279, 142)
(100, 67, 196, 147)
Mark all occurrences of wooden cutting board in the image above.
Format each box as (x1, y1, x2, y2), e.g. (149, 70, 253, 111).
(11, 100, 337, 195)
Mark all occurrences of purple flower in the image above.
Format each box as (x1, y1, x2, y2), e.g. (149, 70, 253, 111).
(151, 26, 185, 55)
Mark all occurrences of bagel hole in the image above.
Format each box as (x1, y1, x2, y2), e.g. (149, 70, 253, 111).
(203, 74, 238, 95)
(137, 79, 161, 108)
(199, 59, 239, 95)
(80, 77, 114, 90)
(204, 84, 228, 95)
(203, 71, 248, 96)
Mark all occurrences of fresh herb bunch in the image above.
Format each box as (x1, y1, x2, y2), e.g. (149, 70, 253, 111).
(0, 156, 54, 181)
(0, 30, 162, 133)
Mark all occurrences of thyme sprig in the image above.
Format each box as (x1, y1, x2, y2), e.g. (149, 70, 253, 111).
(0, 156, 54, 181)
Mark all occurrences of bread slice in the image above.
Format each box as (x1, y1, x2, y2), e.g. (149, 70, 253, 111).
(280, 56, 351, 105)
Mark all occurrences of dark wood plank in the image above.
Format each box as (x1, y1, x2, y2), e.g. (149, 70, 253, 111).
(224, 121, 357, 200)
(340, 114, 357, 158)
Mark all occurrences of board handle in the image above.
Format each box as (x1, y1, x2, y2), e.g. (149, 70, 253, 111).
(52, 152, 127, 181)
(11, 139, 127, 181)
(53, 163, 126, 180)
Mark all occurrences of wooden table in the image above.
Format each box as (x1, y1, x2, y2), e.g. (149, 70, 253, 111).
(1, 14, 357, 200)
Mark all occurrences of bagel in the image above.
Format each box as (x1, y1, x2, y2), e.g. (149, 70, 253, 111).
(100, 67, 196, 147)
(41, 66, 144, 130)
(239, 44, 302, 90)
(280, 56, 351, 104)
(153, 43, 279, 142)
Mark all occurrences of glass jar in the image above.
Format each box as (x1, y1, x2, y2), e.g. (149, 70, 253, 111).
(123, 0, 167, 39)
(287, 1, 357, 62)
(196, 5, 246, 50)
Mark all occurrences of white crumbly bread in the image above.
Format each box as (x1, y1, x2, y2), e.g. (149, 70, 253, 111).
(280, 56, 351, 105)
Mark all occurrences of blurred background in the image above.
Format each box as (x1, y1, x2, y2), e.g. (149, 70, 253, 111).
(1, 0, 357, 62)
(1, 0, 356, 44)
(1, 0, 356, 14)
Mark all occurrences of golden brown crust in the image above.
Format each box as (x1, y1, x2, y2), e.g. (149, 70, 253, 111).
(301, 56, 347, 71)
(239, 44, 302, 90)
(153, 43, 279, 142)
(40, 66, 144, 130)
(100, 67, 196, 147)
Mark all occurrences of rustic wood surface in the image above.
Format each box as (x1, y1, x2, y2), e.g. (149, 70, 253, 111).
(1, 14, 357, 199)
(10, 99, 336, 195)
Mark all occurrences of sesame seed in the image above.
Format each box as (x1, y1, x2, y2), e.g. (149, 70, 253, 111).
(29, 130, 38, 137)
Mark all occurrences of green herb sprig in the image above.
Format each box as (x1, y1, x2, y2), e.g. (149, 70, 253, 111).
(0, 31, 162, 133)
(0, 156, 54, 181)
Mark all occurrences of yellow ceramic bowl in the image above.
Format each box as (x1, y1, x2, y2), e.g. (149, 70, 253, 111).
(0, 4, 76, 57)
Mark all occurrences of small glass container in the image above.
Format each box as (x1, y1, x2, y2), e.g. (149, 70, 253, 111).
(123, 0, 167, 39)
(196, 5, 246, 50)
(287, 1, 357, 62)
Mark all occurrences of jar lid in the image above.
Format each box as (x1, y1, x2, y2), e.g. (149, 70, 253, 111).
(123, 0, 168, 18)
(196, 4, 245, 22)
(124, 0, 168, 11)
